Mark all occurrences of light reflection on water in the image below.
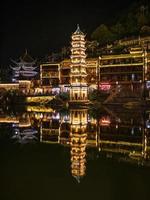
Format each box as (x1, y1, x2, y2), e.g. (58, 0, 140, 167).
(0, 105, 150, 199)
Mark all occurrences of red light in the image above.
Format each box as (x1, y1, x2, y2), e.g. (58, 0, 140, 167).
(99, 82, 111, 91)
(100, 117, 111, 126)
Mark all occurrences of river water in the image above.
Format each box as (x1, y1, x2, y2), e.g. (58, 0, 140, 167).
(0, 105, 150, 200)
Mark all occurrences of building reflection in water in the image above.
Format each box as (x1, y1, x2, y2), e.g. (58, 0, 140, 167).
(0, 106, 150, 180)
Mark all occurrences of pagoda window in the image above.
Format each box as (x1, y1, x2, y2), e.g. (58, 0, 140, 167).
(75, 93, 79, 100)
(81, 68, 86, 73)
(74, 68, 79, 73)
(82, 77, 86, 83)
(75, 78, 78, 83)
(74, 51, 80, 54)
(83, 93, 86, 99)
(73, 59, 79, 63)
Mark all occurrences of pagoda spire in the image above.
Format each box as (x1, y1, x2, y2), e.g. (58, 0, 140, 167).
(74, 24, 84, 35)
(20, 49, 35, 63)
(76, 24, 80, 32)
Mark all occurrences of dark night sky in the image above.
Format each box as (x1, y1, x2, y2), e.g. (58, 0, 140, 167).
(0, 0, 146, 65)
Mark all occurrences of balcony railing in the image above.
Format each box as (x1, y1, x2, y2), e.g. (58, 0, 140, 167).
(42, 72, 59, 78)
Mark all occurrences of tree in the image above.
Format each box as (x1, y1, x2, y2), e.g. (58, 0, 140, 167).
(89, 89, 109, 102)
(61, 46, 69, 59)
(86, 40, 99, 56)
(57, 92, 69, 101)
(124, 13, 139, 36)
(111, 23, 125, 39)
(91, 2, 150, 44)
(136, 5, 149, 28)
(91, 24, 115, 46)
(140, 25, 150, 36)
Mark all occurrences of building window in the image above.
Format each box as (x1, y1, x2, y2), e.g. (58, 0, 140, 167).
(75, 93, 78, 100)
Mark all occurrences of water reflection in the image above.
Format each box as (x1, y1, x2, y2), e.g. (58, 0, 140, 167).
(0, 105, 150, 181)
(12, 128, 38, 144)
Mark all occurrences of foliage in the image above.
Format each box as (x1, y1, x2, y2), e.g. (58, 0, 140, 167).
(124, 13, 139, 36)
(47, 98, 63, 108)
(91, 24, 115, 46)
(88, 104, 106, 120)
(89, 89, 109, 102)
(47, 92, 69, 109)
(112, 44, 126, 54)
(0, 67, 12, 82)
(111, 23, 125, 39)
(140, 25, 150, 36)
(91, 2, 150, 46)
(0, 89, 24, 106)
(56, 92, 69, 101)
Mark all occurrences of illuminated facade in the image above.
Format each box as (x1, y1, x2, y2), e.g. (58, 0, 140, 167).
(60, 59, 71, 92)
(86, 58, 98, 89)
(70, 25, 88, 103)
(99, 47, 147, 89)
(147, 52, 150, 77)
(40, 63, 60, 94)
(59, 58, 98, 90)
(4, 37, 149, 99)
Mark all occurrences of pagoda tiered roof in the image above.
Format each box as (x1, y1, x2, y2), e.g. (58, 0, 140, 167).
(10, 50, 38, 81)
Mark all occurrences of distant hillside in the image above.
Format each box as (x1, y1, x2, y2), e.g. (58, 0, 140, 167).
(91, 0, 150, 46)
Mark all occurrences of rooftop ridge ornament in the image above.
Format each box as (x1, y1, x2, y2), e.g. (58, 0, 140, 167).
(74, 24, 84, 35)
(20, 49, 35, 63)
(76, 24, 80, 31)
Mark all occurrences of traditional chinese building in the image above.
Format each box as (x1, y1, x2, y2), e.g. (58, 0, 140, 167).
(60, 59, 71, 92)
(10, 50, 39, 94)
(10, 50, 38, 82)
(69, 25, 89, 104)
(99, 47, 147, 91)
(40, 62, 60, 94)
(59, 58, 98, 92)
(86, 58, 98, 90)
(3, 31, 149, 100)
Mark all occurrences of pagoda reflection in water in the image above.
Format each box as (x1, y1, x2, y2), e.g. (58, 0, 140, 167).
(70, 109, 88, 182)
(0, 106, 150, 181)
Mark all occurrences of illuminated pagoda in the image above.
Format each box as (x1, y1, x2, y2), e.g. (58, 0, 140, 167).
(10, 49, 38, 82)
(70, 109, 87, 183)
(70, 25, 88, 104)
